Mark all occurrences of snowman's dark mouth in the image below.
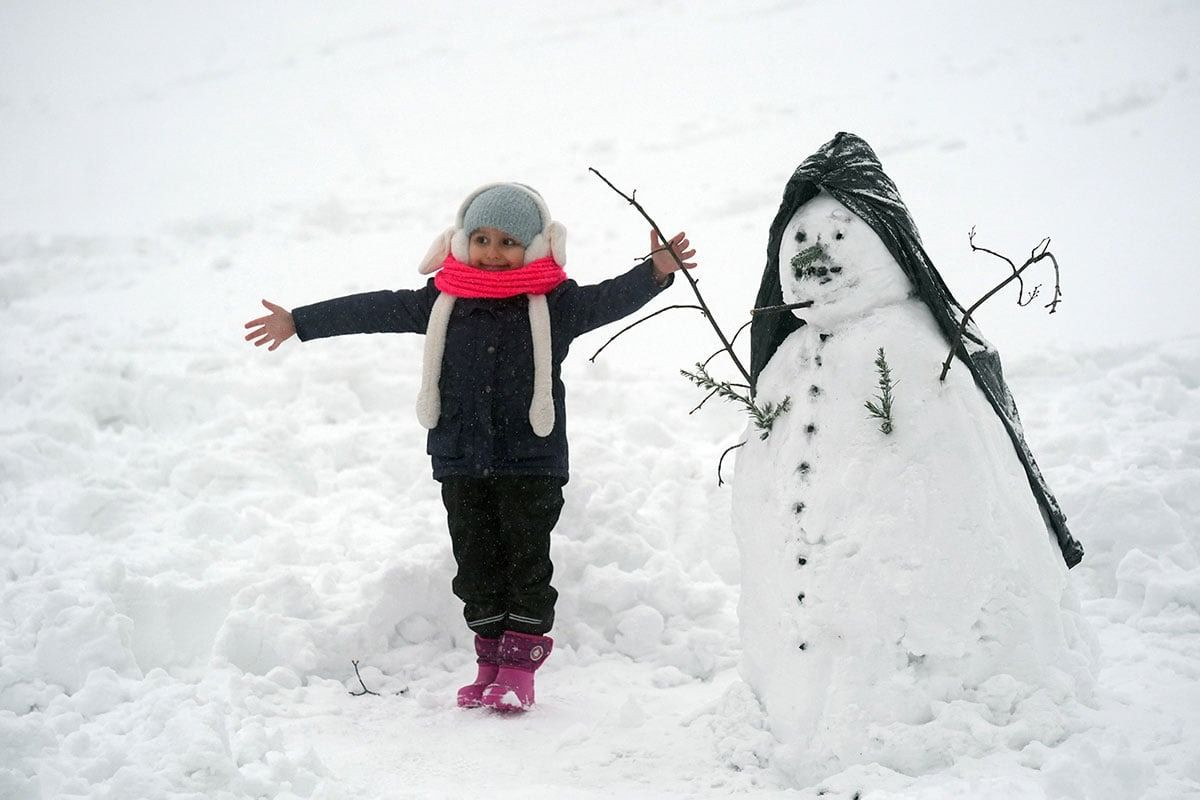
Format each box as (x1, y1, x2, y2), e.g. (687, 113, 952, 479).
(791, 246, 844, 284)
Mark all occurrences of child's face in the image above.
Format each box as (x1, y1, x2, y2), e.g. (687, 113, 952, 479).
(467, 226, 527, 270)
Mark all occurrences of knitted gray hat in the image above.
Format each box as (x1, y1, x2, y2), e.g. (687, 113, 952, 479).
(462, 185, 543, 247)
(417, 182, 568, 273)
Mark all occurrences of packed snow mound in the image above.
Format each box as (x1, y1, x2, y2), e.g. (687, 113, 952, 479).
(730, 193, 1099, 783)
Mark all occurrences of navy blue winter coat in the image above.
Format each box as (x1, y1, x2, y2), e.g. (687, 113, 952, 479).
(292, 260, 672, 482)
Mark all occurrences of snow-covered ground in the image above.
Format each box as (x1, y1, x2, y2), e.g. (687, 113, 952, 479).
(2, 2, 1198, 798)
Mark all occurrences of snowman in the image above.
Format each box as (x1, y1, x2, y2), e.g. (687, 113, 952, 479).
(730, 133, 1095, 782)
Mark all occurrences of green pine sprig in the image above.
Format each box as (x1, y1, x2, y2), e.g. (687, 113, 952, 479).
(864, 347, 897, 435)
(682, 362, 791, 440)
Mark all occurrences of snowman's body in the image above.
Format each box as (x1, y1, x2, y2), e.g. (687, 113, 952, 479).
(732, 193, 1094, 779)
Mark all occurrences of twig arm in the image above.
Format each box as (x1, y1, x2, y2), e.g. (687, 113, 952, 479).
(589, 167, 752, 386)
(939, 233, 1063, 381)
(968, 226, 1041, 307)
(589, 304, 706, 363)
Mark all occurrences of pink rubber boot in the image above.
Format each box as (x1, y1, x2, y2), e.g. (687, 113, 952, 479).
(456, 635, 500, 708)
(482, 631, 553, 711)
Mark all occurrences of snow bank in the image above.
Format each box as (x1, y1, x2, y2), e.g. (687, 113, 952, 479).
(0, 235, 742, 795)
(4, 255, 1197, 795)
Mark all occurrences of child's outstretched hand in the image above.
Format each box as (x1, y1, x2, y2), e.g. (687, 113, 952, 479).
(244, 299, 295, 351)
(650, 230, 697, 285)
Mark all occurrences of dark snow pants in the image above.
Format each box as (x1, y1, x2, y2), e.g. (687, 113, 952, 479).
(440, 475, 564, 639)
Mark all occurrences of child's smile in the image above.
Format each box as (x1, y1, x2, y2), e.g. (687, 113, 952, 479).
(468, 226, 527, 271)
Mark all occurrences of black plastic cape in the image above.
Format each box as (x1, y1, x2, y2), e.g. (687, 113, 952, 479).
(750, 132, 1083, 568)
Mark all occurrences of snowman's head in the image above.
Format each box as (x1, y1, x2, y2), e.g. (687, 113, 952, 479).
(777, 190, 912, 328)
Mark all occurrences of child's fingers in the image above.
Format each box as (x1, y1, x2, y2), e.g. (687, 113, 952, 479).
(244, 328, 263, 341)
(245, 316, 270, 329)
(261, 299, 285, 312)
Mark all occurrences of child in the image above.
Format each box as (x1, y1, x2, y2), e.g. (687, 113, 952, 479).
(244, 182, 696, 711)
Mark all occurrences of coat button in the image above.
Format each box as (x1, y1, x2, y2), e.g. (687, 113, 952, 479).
(484, 385, 492, 393)
(486, 345, 496, 354)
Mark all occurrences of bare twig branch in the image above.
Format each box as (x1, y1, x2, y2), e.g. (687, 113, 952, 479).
(751, 300, 814, 316)
(1040, 250, 1063, 312)
(968, 226, 1043, 307)
(940, 231, 1064, 381)
(702, 320, 753, 369)
(349, 660, 381, 697)
(639, 244, 673, 262)
(718, 441, 746, 486)
(730, 318, 753, 346)
(589, 304, 706, 363)
(589, 167, 751, 385)
(689, 387, 720, 415)
(700, 319, 753, 371)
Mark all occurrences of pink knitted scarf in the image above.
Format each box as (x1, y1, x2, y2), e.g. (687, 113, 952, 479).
(433, 254, 567, 299)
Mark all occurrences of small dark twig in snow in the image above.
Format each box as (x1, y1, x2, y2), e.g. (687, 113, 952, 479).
(349, 660, 381, 697)
(717, 441, 746, 487)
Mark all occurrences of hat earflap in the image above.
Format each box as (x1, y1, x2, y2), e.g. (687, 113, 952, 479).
(522, 222, 566, 265)
(547, 221, 566, 266)
(449, 229, 470, 263)
(419, 228, 455, 275)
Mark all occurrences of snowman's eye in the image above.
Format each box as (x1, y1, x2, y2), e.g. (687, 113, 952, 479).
(835, 231, 844, 240)
(795, 230, 807, 243)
